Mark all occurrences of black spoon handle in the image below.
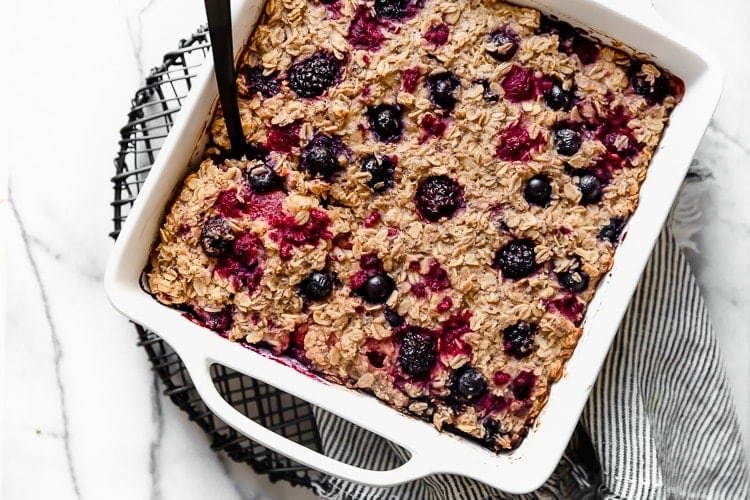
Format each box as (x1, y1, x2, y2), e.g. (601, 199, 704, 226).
(204, 0, 246, 155)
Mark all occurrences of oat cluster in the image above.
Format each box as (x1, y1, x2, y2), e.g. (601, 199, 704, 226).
(148, 0, 679, 451)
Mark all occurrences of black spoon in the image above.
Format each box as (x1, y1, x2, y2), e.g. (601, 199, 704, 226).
(204, 0, 246, 156)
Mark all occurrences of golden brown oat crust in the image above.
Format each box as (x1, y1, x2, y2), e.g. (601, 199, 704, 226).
(148, 0, 677, 451)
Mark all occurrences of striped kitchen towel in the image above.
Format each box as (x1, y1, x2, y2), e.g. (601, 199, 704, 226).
(310, 197, 749, 499)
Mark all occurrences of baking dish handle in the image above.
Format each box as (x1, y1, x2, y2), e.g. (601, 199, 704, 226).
(181, 351, 434, 486)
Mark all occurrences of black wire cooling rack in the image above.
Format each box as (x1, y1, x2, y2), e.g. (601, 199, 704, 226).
(110, 27, 324, 489)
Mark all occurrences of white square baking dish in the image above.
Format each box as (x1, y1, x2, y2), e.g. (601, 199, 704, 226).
(104, 0, 722, 493)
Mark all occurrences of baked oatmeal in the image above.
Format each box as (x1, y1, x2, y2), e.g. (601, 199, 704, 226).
(147, 0, 681, 451)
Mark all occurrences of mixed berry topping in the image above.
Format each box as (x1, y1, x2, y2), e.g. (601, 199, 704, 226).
(287, 51, 343, 98)
(374, 0, 407, 19)
(486, 28, 519, 62)
(476, 79, 499, 102)
(414, 175, 464, 222)
(299, 134, 344, 180)
(511, 370, 536, 400)
(549, 294, 585, 324)
(524, 174, 552, 207)
(578, 173, 602, 204)
(598, 217, 625, 244)
(493, 239, 537, 280)
(401, 66, 422, 92)
(360, 154, 395, 192)
(496, 123, 544, 162)
(424, 23, 450, 46)
(245, 162, 281, 193)
(269, 208, 332, 260)
(419, 113, 447, 142)
(299, 270, 334, 301)
(553, 128, 581, 156)
(188, 305, 234, 332)
(363, 210, 382, 227)
(539, 16, 599, 65)
(238, 66, 281, 98)
(398, 328, 437, 375)
(359, 273, 396, 304)
(502, 321, 536, 358)
(543, 80, 572, 110)
(367, 104, 403, 142)
(200, 216, 234, 257)
(427, 72, 461, 110)
(348, 7, 386, 51)
(493, 371, 511, 386)
(630, 62, 670, 104)
(455, 367, 487, 402)
(266, 121, 301, 153)
(384, 307, 405, 327)
(367, 350, 386, 368)
(501, 65, 535, 102)
(558, 268, 589, 293)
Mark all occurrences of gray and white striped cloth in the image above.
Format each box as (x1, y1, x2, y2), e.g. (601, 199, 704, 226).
(310, 215, 749, 498)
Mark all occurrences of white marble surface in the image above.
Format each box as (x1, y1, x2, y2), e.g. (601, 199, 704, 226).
(2, 0, 748, 498)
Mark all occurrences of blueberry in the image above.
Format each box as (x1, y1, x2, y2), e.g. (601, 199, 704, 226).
(492, 239, 537, 280)
(384, 307, 405, 327)
(524, 175, 552, 207)
(598, 217, 625, 244)
(578, 173, 601, 204)
(543, 81, 572, 110)
(239, 66, 281, 98)
(245, 162, 280, 193)
(476, 79, 498, 102)
(374, 0, 407, 19)
(398, 329, 437, 375)
(486, 28, 519, 62)
(483, 418, 502, 438)
(300, 134, 341, 180)
(427, 72, 460, 110)
(360, 154, 395, 192)
(630, 62, 670, 104)
(299, 271, 334, 301)
(558, 268, 589, 293)
(359, 273, 396, 304)
(554, 128, 581, 156)
(200, 216, 234, 257)
(367, 104, 403, 142)
(502, 322, 536, 358)
(414, 175, 464, 222)
(287, 51, 342, 98)
(456, 367, 487, 401)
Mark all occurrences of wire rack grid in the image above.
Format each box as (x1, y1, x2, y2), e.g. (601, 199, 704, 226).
(110, 27, 325, 490)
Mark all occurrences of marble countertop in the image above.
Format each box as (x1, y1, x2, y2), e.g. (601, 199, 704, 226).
(3, 0, 748, 498)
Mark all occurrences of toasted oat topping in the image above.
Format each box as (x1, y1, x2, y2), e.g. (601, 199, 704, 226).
(148, 0, 680, 451)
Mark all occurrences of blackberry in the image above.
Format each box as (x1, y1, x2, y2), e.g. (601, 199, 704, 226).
(200, 217, 234, 257)
(299, 134, 342, 180)
(492, 239, 537, 280)
(239, 66, 281, 98)
(398, 329, 437, 375)
(502, 322, 536, 358)
(414, 175, 464, 222)
(287, 51, 342, 98)
(374, 0, 407, 19)
(360, 154, 395, 192)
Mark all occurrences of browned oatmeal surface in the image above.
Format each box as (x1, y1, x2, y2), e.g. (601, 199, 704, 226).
(148, 0, 680, 451)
